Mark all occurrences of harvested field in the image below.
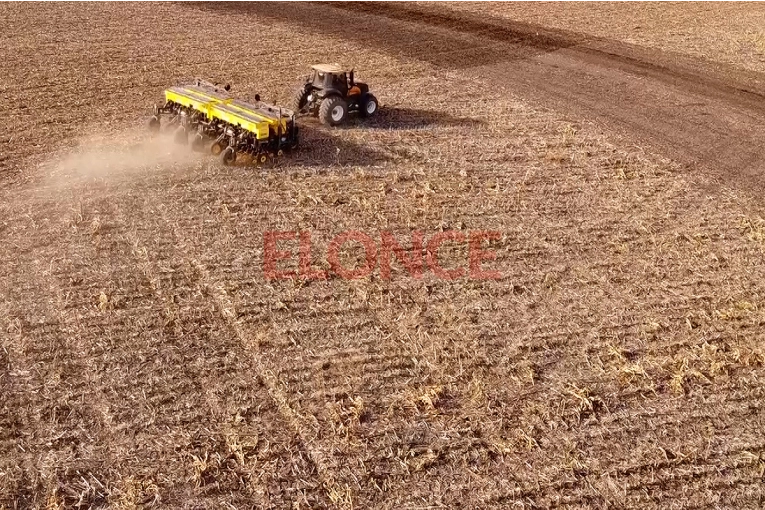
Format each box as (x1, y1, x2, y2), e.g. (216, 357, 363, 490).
(445, 2, 765, 74)
(1, 2, 765, 509)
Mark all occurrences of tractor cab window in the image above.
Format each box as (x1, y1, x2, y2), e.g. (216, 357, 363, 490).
(333, 73, 348, 93)
(313, 71, 326, 88)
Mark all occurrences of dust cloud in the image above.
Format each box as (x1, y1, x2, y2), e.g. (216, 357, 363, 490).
(45, 130, 202, 186)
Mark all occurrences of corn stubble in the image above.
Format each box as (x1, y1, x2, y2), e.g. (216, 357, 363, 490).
(1, 3, 765, 509)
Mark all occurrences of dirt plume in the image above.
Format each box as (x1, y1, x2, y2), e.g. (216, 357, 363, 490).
(45, 130, 200, 187)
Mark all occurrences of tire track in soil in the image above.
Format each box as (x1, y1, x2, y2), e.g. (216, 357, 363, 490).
(104, 184, 335, 507)
(0, 179, 332, 507)
(134, 187, 343, 507)
(101, 192, 274, 507)
(211, 1, 765, 194)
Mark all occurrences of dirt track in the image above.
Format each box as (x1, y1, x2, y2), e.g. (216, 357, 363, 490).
(242, 2, 765, 189)
(2, 3, 765, 509)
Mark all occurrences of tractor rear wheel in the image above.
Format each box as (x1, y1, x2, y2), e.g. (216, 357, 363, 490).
(360, 94, 379, 118)
(292, 87, 310, 113)
(319, 97, 348, 126)
(220, 147, 236, 166)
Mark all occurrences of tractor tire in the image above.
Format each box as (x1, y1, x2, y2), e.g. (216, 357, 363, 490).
(360, 94, 379, 118)
(220, 146, 236, 166)
(292, 87, 310, 113)
(319, 96, 348, 126)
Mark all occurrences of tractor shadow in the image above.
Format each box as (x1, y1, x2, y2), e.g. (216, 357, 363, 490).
(287, 123, 391, 168)
(285, 107, 479, 167)
(348, 106, 484, 131)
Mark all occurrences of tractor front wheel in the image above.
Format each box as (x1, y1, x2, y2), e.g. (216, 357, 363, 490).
(360, 94, 379, 118)
(319, 97, 348, 126)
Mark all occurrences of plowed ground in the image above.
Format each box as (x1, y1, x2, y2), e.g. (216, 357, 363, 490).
(2, 3, 765, 509)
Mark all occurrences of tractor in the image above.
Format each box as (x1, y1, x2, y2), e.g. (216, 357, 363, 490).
(292, 64, 379, 126)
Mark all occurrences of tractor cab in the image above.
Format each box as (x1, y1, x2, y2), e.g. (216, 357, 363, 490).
(293, 64, 379, 126)
(309, 64, 353, 96)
